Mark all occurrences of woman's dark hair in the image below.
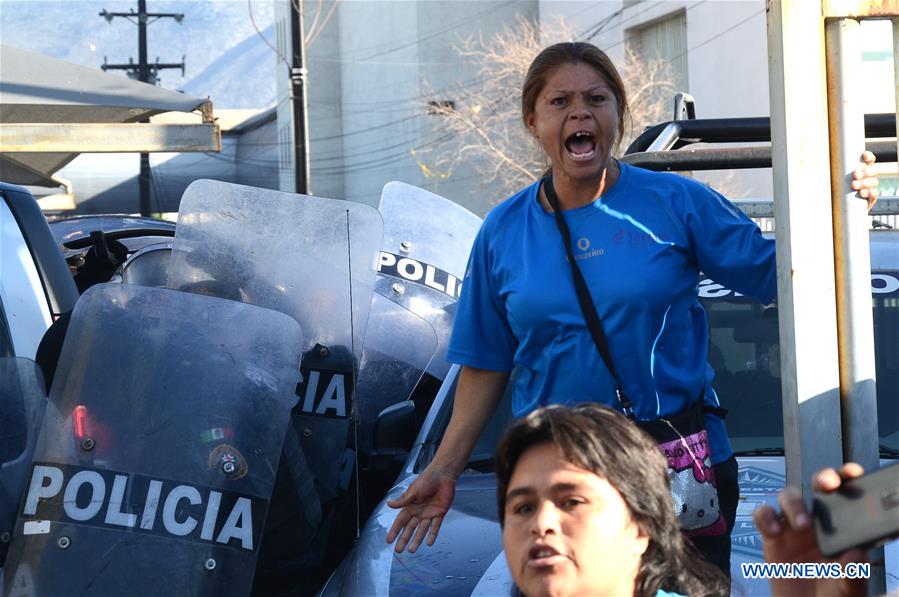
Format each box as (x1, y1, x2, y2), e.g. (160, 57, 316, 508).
(521, 41, 631, 152)
(495, 403, 728, 597)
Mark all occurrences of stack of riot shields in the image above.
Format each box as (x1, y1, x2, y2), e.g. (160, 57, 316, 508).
(166, 181, 439, 592)
(2, 179, 471, 595)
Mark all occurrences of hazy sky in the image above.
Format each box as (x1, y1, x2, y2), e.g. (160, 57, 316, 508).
(0, 0, 277, 107)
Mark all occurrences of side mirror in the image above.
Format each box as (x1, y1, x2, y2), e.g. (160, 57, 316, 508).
(365, 401, 417, 498)
(373, 400, 416, 452)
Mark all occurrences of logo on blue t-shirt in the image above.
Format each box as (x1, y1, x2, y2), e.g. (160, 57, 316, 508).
(572, 236, 605, 262)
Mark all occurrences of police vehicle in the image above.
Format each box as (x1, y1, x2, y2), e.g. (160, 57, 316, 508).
(0, 182, 78, 361)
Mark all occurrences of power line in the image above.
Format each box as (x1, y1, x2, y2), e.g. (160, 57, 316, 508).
(310, 1, 750, 177)
(671, 7, 763, 61)
(587, 0, 709, 51)
(343, 1, 518, 62)
(301, 3, 670, 115)
(229, 0, 747, 179)
(229, 127, 426, 163)
(311, 132, 457, 176)
(309, 114, 420, 142)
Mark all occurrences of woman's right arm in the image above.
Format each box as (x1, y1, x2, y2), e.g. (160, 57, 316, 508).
(385, 366, 509, 553)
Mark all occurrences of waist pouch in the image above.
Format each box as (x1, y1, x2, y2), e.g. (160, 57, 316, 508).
(636, 400, 727, 537)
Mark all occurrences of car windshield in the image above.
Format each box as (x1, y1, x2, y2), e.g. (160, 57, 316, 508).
(421, 269, 899, 472)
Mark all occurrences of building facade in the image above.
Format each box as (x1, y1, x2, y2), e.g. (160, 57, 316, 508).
(275, 0, 895, 216)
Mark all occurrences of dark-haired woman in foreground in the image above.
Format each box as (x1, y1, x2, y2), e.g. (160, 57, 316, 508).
(495, 403, 727, 597)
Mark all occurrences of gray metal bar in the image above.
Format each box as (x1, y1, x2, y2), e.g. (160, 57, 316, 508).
(894, 18, 899, 163)
(0, 123, 221, 153)
(291, 0, 311, 195)
(728, 197, 899, 219)
(645, 122, 681, 153)
(767, 0, 844, 496)
(825, 16, 880, 476)
(826, 18, 886, 596)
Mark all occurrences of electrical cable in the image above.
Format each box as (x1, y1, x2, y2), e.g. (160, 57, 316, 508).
(342, 1, 517, 62)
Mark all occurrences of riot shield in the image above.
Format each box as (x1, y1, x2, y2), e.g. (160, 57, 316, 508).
(377, 181, 482, 380)
(2, 284, 303, 597)
(0, 358, 46, 568)
(355, 293, 437, 455)
(165, 181, 390, 592)
(167, 180, 383, 502)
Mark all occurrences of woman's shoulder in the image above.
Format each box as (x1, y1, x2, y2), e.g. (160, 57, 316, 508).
(621, 163, 725, 215)
(480, 179, 541, 231)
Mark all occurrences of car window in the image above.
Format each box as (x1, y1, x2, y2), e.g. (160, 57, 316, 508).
(0, 198, 53, 359)
(702, 276, 898, 455)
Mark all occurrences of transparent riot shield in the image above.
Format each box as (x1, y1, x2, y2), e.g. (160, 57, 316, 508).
(168, 180, 382, 365)
(377, 181, 482, 380)
(167, 180, 383, 502)
(2, 284, 303, 597)
(0, 358, 46, 568)
(166, 181, 389, 590)
(355, 293, 437, 455)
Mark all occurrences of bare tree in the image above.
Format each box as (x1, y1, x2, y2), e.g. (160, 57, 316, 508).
(414, 17, 680, 202)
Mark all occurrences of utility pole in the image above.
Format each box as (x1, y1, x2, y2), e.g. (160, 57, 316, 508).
(99, 0, 185, 216)
(289, 0, 311, 195)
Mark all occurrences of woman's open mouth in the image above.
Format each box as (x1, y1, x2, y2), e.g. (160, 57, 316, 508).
(526, 543, 570, 569)
(564, 131, 596, 161)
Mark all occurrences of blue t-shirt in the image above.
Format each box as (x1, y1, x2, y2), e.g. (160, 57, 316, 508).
(446, 162, 776, 464)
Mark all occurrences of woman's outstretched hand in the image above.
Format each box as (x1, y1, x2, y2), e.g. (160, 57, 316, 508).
(386, 467, 457, 553)
(852, 151, 879, 211)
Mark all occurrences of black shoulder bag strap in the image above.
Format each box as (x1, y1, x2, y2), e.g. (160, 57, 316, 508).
(542, 174, 636, 419)
(542, 175, 727, 422)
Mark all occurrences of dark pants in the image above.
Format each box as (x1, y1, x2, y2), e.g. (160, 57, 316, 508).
(689, 455, 739, 578)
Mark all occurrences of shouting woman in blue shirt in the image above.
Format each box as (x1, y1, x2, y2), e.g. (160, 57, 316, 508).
(386, 41, 879, 576)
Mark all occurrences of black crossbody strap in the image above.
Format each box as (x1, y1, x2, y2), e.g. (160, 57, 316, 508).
(542, 175, 634, 418)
